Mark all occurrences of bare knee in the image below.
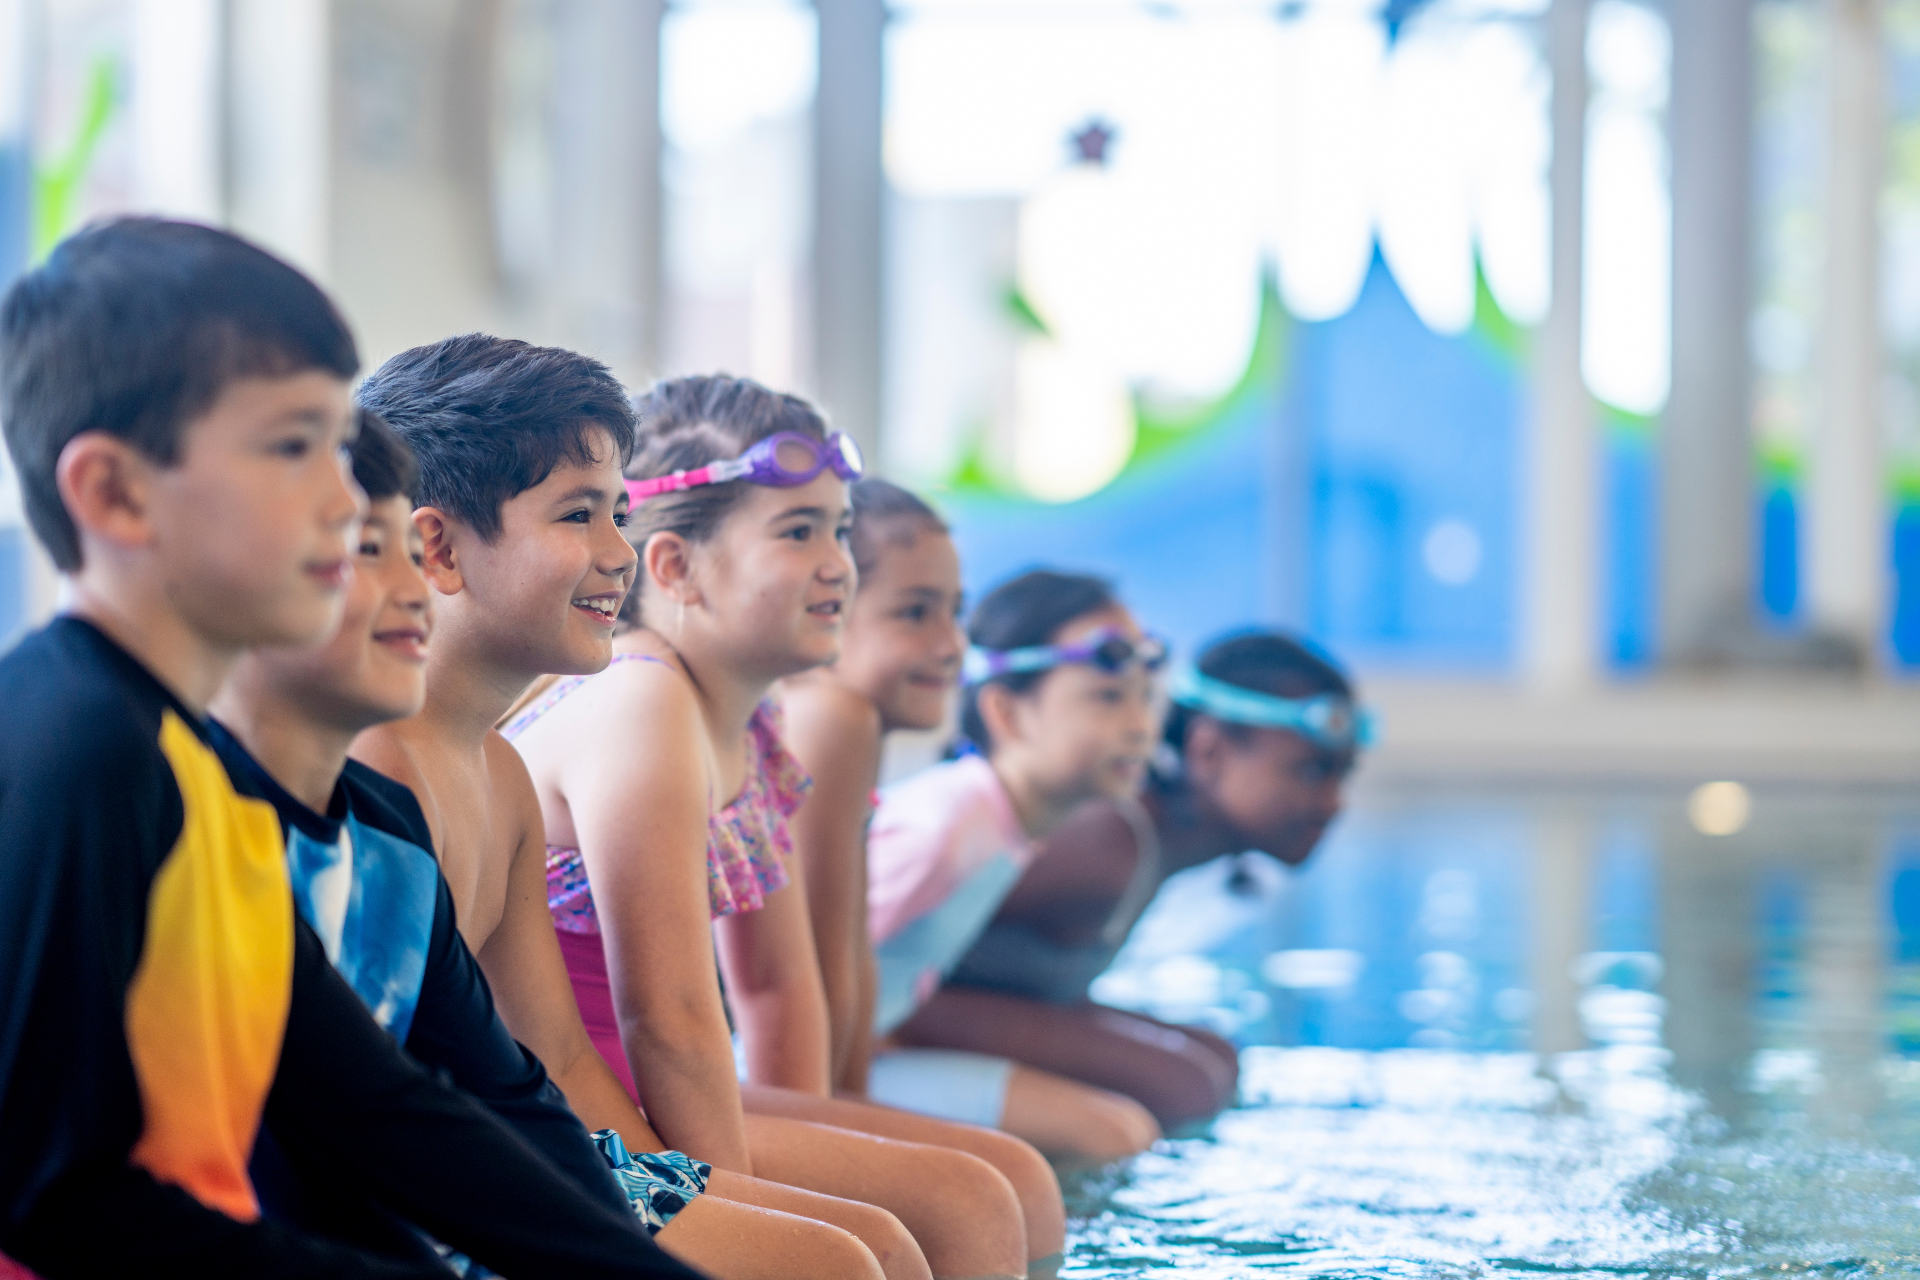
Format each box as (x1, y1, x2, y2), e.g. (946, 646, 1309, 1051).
(1138, 1050, 1235, 1126)
(925, 1147, 1028, 1274)
(960, 1130, 1066, 1257)
(835, 1199, 923, 1280)
(1075, 1093, 1161, 1162)
(813, 1222, 889, 1280)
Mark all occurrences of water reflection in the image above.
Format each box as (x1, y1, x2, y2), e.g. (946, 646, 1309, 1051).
(1078, 781, 1920, 1276)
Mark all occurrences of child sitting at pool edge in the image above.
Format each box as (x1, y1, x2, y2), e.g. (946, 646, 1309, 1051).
(782, 493, 1161, 1162)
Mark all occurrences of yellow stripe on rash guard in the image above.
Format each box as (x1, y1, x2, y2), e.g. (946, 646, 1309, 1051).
(125, 710, 294, 1222)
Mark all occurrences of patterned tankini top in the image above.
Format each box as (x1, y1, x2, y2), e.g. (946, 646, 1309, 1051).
(500, 653, 812, 928)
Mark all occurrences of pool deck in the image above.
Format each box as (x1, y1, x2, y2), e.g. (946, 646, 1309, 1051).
(1360, 676, 1920, 784)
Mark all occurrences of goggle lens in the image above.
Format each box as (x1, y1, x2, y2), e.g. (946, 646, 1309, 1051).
(1089, 634, 1168, 675)
(772, 436, 819, 477)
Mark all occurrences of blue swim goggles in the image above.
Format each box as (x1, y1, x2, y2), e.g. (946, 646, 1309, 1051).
(963, 627, 1170, 686)
(1168, 664, 1376, 753)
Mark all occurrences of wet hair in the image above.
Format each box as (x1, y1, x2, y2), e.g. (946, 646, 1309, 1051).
(1162, 628, 1354, 752)
(958, 568, 1119, 751)
(850, 478, 947, 579)
(349, 409, 417, 505)
(619, 373, 830, 628)
(0, 216, 359, 570)
(356, 333, 636, 543)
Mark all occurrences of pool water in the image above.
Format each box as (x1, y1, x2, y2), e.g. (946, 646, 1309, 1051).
(1069, 780, 1920, 1278)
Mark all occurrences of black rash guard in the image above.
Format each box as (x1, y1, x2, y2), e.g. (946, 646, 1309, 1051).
(209, 724, 635, 1226)
(0, 618, 696, 1280)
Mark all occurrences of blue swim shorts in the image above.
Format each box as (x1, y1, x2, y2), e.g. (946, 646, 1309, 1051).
(591, 1129, 712, 1236)
(866, 1048, 1015, 1128)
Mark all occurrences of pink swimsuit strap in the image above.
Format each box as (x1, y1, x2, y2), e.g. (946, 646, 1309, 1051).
(523, 670, 811, 930)
(499, 652, 668, 741)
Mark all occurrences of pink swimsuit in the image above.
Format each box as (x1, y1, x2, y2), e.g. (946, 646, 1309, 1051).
(500, 654, 812, 1099)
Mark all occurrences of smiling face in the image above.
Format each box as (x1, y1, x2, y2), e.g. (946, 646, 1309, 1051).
(424, 425, 636, 678)
(986, 604, 1161, 812)
(834, 519, 965, 732)
(243, 495, 432, 731)
(678, 470, 855, 680)
(145, 371, 364, 649)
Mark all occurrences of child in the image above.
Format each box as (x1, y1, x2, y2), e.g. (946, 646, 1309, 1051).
(350, 336, 931, 1280)
(782, 485, 1161, 1162)
(503, 375, 1060, 1278)
(916, 630, 1366, 1125)
(207, 410, 694, 1255)
(0, 218, 691, 1279)
(856, 570, 1170, 1153)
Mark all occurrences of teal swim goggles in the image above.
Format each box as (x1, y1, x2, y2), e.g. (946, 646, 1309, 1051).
(1168, 664, 1376, 753)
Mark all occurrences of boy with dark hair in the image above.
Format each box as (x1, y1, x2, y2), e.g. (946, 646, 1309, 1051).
(209, 408, 686, 1254)
(0, 218, 695, 1279)
(354, 335, 944, 1280)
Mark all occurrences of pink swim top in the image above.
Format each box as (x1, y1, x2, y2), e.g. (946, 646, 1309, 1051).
(866, 754, 1033, 944)
(500, 654, 810, 929)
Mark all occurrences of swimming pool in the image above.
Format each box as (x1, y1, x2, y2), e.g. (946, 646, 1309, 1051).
(1069, 779, 1920, 1278)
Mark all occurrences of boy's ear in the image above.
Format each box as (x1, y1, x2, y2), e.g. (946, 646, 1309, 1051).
(56, 432, 155, 553)
(413, 507, 465, 597)
(643, 531, 696, 604)
(977, 682, 1028, 750)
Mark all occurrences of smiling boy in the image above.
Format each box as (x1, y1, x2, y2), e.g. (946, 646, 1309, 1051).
(0, 219, 694, 1279)
(208, 410, 702, 1258)
(353, 334, 922, 1280)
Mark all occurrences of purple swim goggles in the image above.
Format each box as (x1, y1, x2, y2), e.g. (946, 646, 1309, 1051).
(625, 431, 864, 503)
(963, 626, 1170, 686)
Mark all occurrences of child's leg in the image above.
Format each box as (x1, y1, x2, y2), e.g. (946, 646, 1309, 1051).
(996, 1065, 1161, 1162)
(699, 1170, 931, 1280)
(857, 1048, 1157, 1162)
(895, 987, 1238, 1126)
(743, 1083, 1068, 1258)
(658, 1193, 892, 1280)
(742, 1111, 1029, 1280)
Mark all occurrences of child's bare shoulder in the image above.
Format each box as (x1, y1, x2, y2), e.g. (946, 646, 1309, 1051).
(350, 724, 440, 822)
(596, 646, 703, 724)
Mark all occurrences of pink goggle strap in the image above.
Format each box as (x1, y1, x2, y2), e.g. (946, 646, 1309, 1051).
(625, 467, 717, 503)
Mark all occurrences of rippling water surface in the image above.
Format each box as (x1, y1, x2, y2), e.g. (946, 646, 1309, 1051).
(1060, 782, 1920, 1278)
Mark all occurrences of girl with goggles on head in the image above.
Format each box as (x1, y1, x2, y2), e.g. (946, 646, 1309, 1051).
(851, 569, 1170, 1161)
(782, 504, 1161, 1167)
(917, 629, 1367, 1131)
(503, 375, 1059, 1280)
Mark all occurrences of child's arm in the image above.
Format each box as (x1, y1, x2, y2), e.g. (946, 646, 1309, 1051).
(781, 682, 885, 1091)
(266, 919, 698, 1280)
(471, 733, 669, 1155)
(566, 665, 756, 1173)
(715, 871, 834, 1094)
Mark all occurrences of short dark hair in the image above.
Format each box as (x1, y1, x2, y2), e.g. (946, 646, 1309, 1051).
(0, 216, 358, 570)
(356, 334, 636, 542)
(850, 477, 947, 579)
(349, 409, 417, 504)
(1162, 628, 1354, 751)
(959, 568, 1118, 750)
(621, 374, 830, 628)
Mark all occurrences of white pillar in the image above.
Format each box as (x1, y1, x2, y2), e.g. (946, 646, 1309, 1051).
(1663, 0, 1756, 662)
(132, 0, 224, 224)
(225, 0, 332, 280)
(1808, 0, 1886, 665)
(813, 0, 886, 467)
(1523, 0, 1595, 691)
(543, 0, 664, 388)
